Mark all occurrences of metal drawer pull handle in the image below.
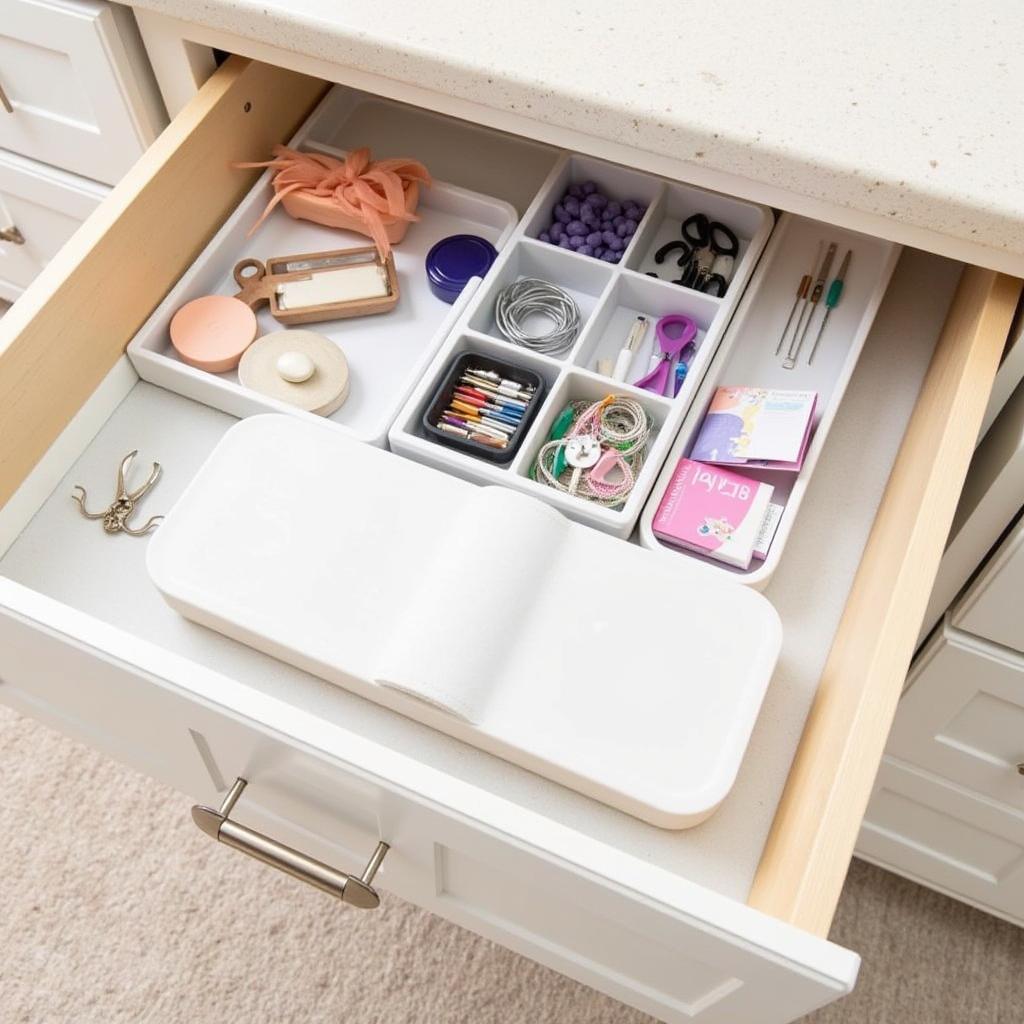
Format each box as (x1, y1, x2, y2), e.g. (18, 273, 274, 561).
(0, 81, 12, 114)
(191, 777, 389, 909)
(0, 225, 25, 245)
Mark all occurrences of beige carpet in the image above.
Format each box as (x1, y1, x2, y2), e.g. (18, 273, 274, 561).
(1, 705, 1022, 1024)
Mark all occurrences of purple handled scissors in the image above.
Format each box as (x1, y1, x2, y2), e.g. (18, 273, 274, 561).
(633, 314, 697, 397)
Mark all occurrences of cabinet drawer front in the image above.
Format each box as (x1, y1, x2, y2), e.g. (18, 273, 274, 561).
(887, 622, 1024, 810)
(0, 0, 160, 184)
(0, 151, 106, 301)
(0, 580, 857, 1024)
(953, 517, 1024, 654)
(858, 757, 1024, 926)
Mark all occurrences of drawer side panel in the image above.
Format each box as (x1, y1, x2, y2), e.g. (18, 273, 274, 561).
(749, 267, 1023, 934)
(0, 57, 326, 508)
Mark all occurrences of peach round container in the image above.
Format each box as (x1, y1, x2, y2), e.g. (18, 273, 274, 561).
(169, 295, 258, 373)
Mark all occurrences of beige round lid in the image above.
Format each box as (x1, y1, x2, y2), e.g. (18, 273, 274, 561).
(238, 330, 350, 416)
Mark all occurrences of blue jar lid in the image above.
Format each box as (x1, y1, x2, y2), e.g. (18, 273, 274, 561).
(425, 234, 498, 304)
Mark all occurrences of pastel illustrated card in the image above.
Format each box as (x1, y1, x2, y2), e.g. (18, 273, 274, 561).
(691, 387, 817, 472)
(652, 458, 774, 569)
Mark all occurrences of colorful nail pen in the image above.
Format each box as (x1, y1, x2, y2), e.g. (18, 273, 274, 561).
(424, 356, 545, 463)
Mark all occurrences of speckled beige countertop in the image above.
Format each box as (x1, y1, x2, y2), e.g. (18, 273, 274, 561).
(134, 0, 1024, 268)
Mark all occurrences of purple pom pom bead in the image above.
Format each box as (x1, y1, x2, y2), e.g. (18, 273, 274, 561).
(577, 244, 593, 257)
(539, 231, 551, 243)
(602, 229, 618, 246)
(601, 250, 620, 263)
(566, 219, 587, 237)
(588, 192, 608, 209)
(554, 203, 571, 224)
(606, 201, 622, 218)
(550, 222, 565, 240)
(581, 181, 597, 195)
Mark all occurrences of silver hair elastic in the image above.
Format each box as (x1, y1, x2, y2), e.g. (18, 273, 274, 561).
(495, 278, 582, 356)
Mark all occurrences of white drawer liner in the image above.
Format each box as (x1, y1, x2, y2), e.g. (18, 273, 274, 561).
(0, 248, 958, 899)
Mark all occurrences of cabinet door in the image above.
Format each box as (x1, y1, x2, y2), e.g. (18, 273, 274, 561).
(859, 757, 1024, 926)
(886, 622, 1024, 811)
(0, 0, 163, 184)
(953, 518, 1024, 654)
(0, 151, 106, 301)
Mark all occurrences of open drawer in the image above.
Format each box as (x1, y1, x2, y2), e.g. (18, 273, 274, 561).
(0, 59, 1020, 1024)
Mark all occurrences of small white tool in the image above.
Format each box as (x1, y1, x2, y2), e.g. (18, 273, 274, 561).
(611, 315, 649, 382)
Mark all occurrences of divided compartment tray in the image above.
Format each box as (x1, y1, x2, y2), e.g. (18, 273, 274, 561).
(422, 351, 545, 463)
(638, 213, 901, 586)
(390, 152, 775, 538)
(127, 85, 528, 447)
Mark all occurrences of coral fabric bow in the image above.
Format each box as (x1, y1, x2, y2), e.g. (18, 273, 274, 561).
(237, 145, 432, 259)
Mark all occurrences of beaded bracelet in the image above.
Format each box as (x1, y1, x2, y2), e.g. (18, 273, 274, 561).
(533, 395, 652, 508)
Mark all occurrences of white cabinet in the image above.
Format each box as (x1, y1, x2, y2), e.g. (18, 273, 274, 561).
(919, 372, 1024, 645)
(0, 149, 105, 301)
(886, 622, 1024, 811)
(953, 518, 1024, 654)
(859, 757, 1024, 927)
(0, 0, 164, 185)
(858, 621, 1024, 925)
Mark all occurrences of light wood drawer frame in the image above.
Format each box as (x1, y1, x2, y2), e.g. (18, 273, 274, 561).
(0, 56, 1020, 938)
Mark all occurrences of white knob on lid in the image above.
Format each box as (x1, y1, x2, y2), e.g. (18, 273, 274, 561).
(276, 351, 316, 383)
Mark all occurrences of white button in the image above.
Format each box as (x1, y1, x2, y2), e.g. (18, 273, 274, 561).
(564, 435, 602, 469)
(276, 351, 316, 383)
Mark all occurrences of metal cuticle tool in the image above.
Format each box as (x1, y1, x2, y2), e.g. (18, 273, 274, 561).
(784, 242, 836, 369)
(808, 248, 852, 365)
(776, 241, 821, 357)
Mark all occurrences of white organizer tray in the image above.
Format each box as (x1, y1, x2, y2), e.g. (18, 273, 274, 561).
(127, 90, 520, 447)
(389, 153, 774, 538)
(638, 214, 901, 587)
(147, 415, 783, 829)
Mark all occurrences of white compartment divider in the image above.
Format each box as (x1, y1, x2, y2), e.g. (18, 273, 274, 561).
(124, 81, 775, 538)
(391, 154, 774, 537)
(638, 213, 901, 585)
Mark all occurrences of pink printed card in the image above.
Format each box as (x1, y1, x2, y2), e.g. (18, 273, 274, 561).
(690, 387, 817, 472)
(652, 458, 775, 569)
